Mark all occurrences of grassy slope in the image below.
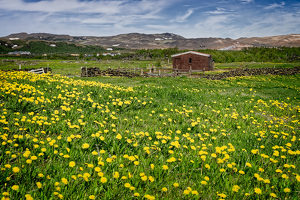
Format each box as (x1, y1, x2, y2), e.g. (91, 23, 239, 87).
(0, 71, 299, 200)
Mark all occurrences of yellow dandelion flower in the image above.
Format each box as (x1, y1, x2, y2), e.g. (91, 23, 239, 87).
(201, 180, 208, 185)
(69, 161, 76, 167)
(61, 178, 68, 185)
(31, 156, 37, 160)
(25, 194, 33, 200)
(162, 165, 169, 170)
(97, 172, 104, 177)
(220, 168, 226, 172)
(161, 187, 168, 192)
(270, 193, 277, 198)
(205, 164, 210, 169)
(141, 176, 147, 181)
(134, 193, 140, 197)
(282, 174, 289, 179)
(232, 185, 240, 192)
(12, 167, 20, 173)
(173, 182, 179, 187)
(5, 164, 11, 168)
(94, 167, 101, 172)
(258, 168, 264, 172)
(12, 185, 19, 191)
(150, 164, 155, 169)
(148, 176, 155, 182)
(254, 188, 262, 194)
(100, 177, 107, 183)
(296, 175, 300, 182)
(116, 134, 122, 140)
(26, 159, 32, 164)
(217, 193, 227, 198)
(36, 182, 42, 189)
(144, 194, 155, 200)
(283, 188, 290, 193)
(124, 183, 131, 188)
(183, 190, 190, 195)
(89, 195, 95, 199)
(2, 192, 9, 196)
(167, 157, 176, 163)
(82, 143, 90, 149)
(129, 186, 135, 191)
(113, 172, 119, 179)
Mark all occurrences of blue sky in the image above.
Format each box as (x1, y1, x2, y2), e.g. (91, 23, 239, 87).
(0, 0, 299, 38)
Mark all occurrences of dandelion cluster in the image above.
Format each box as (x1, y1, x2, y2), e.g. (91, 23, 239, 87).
(0, 71, 299, 199)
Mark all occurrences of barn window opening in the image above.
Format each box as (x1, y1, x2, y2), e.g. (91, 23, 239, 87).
(189, 58, 192, 63)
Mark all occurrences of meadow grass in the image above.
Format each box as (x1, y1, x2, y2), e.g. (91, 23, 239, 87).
(1, 57, 299, 76)
(0, 70, 299, 200)
(0, 58, 167, 75)
(215, 62, 299, 70)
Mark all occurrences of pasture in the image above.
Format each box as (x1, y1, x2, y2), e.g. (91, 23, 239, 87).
(0, 67, 299, 199)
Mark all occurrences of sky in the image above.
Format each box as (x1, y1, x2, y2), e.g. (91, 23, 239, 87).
(0, 0, 299, 38)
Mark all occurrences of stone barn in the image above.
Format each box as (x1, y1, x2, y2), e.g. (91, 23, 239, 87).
(171, 51, 214, 71)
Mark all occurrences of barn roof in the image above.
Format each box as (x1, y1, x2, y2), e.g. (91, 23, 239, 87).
(171, 51, 211, 58)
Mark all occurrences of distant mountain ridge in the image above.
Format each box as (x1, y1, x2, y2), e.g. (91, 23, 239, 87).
(3, 32, 300, 50)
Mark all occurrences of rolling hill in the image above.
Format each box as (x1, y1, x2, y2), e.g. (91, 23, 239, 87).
(3, 32, 300, 50)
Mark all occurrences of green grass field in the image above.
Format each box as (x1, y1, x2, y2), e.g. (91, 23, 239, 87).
(0, 68, 299, 199)
(0, 58, 165, 76)
(1, 57, 299, 76)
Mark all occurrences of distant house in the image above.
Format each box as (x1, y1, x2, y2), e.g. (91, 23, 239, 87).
(102, 52, 120, 56)
(171, 51, 214, 71)
(50, 44, 56, 47)
(106, 48, 113, 51)
(8, 51, 31, 56)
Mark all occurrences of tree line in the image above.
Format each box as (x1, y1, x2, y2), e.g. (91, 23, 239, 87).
(1, 39, 299, 63)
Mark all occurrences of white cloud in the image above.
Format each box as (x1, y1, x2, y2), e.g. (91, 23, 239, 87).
(193, 14, 236, 37)
(233, 11, 299, 37)
(0, 0, 172, 15)
(240, 0, 253, 3)
(206, 7, 232, 15)
(264, 1, 285, 10)
(0, 0, 121, 14)
(0, 0, 177, 36)
(0, 0, 299, 39)
(172, 8, 195, 23)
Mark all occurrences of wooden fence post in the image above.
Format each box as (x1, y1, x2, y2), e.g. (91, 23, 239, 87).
(140, 68, 143, 75)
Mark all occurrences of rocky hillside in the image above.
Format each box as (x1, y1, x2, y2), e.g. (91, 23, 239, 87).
(3, 32, 300, 50)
